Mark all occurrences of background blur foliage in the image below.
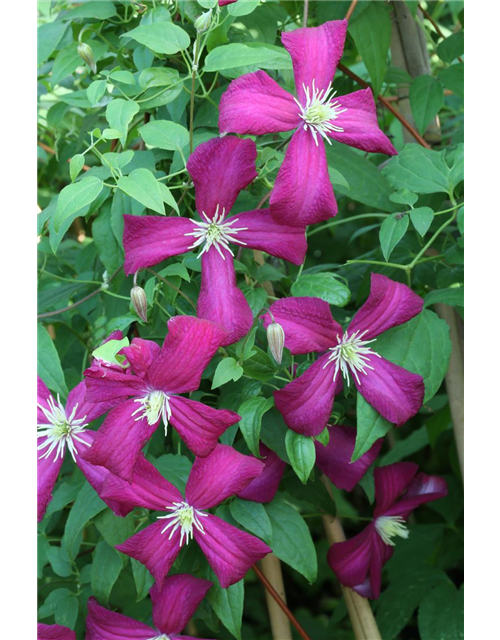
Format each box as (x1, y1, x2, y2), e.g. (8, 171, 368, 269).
(37, 1, 464, 638)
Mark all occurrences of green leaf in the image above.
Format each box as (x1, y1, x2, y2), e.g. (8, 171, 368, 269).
(315, 426, 330, 446)
(424, 286, 464, 309)
(457, 206, 464, 235)
(375, 309, 452, 402)
(212, 357, 244, 389)
(379, 213, 409, 261)
(118, 168, 165, 214)
(62, 483, 107, 558)
(93, 201, 124, 273)
(139, 120, 189, 151)
(229, 499, 273, 545)
(410, 75, 444, 134)
(438, 65, 464, 100)
(380, 426, 429, 465)
(390, 189, 418, 206)
(206, 572, 244, 640)
(383, 144, 451, 195)
(238, 396, 274, 457)
(153, 454, 192, 492)
(37, 323, 68, 396)
(227, 0, 259, 16)
(54, 176, 103, 232)
(90, 541, 123, 604)
(92, 337, 129, 367)
(46, 544, 73, 577)
(285, 431, 316, 484)
(410, 206, 434, 237)
(437, 32, 464, 63)
(131, 558, 155, 602)
(265, 498, 317, 582)
(204, 43, 291, 73)
(109, 69, 136, 85)
(69, 154, 85, 182)
(66, 0, 117, 19)
(38, 20, 68, 65)
(291, 273, 351, 306)
(352, 395, 392, 462)
(54, 593, 79, 629)
(138, 67, 180, 89)
(243, 347, 275, 382)
(123, 22, 190, 54)
(94, 510, 135, 546)
(50, 43, 80, 87)
(105, 99, 140, 147)
(349, 2, 392, 95)
(418, 582, 464, 640)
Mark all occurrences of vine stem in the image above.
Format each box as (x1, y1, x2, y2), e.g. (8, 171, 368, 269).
(345, 0, 358, 22)
(252, 562, 311, 640)
(302, 0, 309, 27)
(145, 268, 197, 311)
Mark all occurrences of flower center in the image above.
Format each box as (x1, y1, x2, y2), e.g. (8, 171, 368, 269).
(132, 390, 171, 432)
(375, 516, 409, 546)
(323, 329, 381, 386)
(158, 501, 208, 547)
(296, 80, 347, 146)
(184, 203, 248, 260)
(149, 635, 171, 640)
(37, 395, 89, 462)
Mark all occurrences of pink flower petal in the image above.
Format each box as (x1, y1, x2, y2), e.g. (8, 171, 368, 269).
(237, 444, 286, 503)
(37, 377, 52, 421)
(315, 425, 383, 492)
(349, 273, 424, 339)
(355, 355, 424, 427)
(116, 520, 181, 585)
(37, 623, 76, 640)
(219, 0, 238, 6)
(85, 597, 154, 639)
(123, 214, 194, 276)
(327, 524, 375, 595)
(147, 315, 228, 393)
(327, 88, 397, 155)
(100, 453, 183, 511)
(385, 471, 448, 520)
(150, 574, 212, 635)
(66, 380, 119, 424)
(194, 515, 271, 588)
(37, 439, 64, 521)
(263, 297, 342, 355)
(186, 444, 264, 510)
(197, 248, 253, 346)
(274, 354, 341, 436)
(169, 396, 240, 458)
(187, 137, 257, 219)
(219, 70, 300, 135)
(226, 210, 307, 265)
(270, 129, 337, 227)
(120, 338, 161, 379)
(282, 20, 348, 104)
(373, 462, 418, 517)
(84, 366, 148, 404)
(81, 399, 158, 482)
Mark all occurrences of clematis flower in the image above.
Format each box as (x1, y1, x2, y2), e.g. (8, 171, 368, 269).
(315, 424, 382, 491)
(86, 573, 213, 639)
(262, 273, 425, 435)
(327, 462, 448, 599)
(83, 315, 240, 482)
(38, 623, 75, 640)
(37, 377, 131, 521)
(123, 137, 307, 345)
(100, 444, 272, 588)
(219, 20, 397, 227)
(219, 0, 238, 5)
(236, 443, 287, 503)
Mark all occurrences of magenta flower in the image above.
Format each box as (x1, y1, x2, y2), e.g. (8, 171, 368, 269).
(219, 0, 237, 5)
(38, 623, 75, 640)
(86, 574, 213, 639)
(83, 316, 240, 482)
(123, 137, 307, 345)
(315, 424, 382, 491)
(219, 20, 397, 227)
(262, 274, 425, 436)
(237, 443, 287, 503)
(327, 462, 448, 599)
(100, 444, 272, 588)
(37, 377, 131, 521)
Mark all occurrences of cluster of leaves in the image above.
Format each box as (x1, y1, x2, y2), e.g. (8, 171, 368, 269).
(37, 1, 464, 639)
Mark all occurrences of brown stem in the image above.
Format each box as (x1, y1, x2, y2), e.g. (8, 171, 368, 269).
(418, 3, 463, 63)
(345, 0, 358, 22)
(252, 563, 311, 640)
(302, 0, 309, 27)
(259, 554, 292, 640)
(145, 268, 197, 311)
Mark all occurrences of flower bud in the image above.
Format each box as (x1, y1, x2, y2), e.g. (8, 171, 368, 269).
(131, 286, 148, 323)
(194, 9, 212, 33)
(267, 322, 285, 365)
(77, 42, 97, 74)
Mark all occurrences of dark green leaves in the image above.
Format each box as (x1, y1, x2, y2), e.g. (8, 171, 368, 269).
(90, 542, 123, 604)
(123, 22, 190, 55)
(238, 396, 274, 456)
(437, 33, 464, 63)
(379, 213, 409, 260)
(410, 207, 434, 236)
(291, 273, 351, 306)
(206, 573, 244, 640)
(204, 43, 291, 73)
(418, 582, 464, 640)
(229, 499, 273, 545)
(353, 395, 392, 461)
(410, 76, 444, 134)
(62, 483, 107, 558)
(37, 323, 68, 396)
(285, 431, 316, 484)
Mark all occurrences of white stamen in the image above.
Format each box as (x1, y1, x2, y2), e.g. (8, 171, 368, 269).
(158, 501, 208, 547)
(132, 390, 172, 434)
(149, 635, 171, 640)
(37, 395, 89, 463)
(375, 516, 409, 546)
(184, 203, 248, 260)
(323, 329, 381, 386)
(295, 79, 347, 146)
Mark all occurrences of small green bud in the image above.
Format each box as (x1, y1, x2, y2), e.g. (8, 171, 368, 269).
(194, 9, 212, 34)
(77, 42, 97, 74)
(131, 286, 148, 323)
(267, 322, 285, 365)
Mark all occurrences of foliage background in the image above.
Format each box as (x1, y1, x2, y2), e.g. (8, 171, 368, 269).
(37, 1, 464, 638)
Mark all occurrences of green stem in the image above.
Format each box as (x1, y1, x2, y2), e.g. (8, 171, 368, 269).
(307, 213, 389, 237)
(407, 211, 457, 269)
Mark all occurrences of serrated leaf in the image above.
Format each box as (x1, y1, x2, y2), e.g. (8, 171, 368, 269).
(140, 119, 189, 151)
(285, 431, 316, 484)
(105, 99, 140, 147)
(410, 207, 434, 236)
(379, 214, 409, 261)
(291, 273, 351, 306)
(238, 396, 274, 457)
(229, 499, 273, 545)
(212, 357, 244, 389)
(118, 168, 164, 214)
(123, 22, 190, 54)
(53, 176, 103, 232)
(410, 75, 444, 134)
(37, 323, 68, 396)
(90, 541, 123, 604)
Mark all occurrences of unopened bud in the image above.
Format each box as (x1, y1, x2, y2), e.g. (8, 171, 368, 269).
(267, 322, 285, 365)
(131, 286, 148, 323)
(194, 9, 212, 33)
(78, 42, 97, 74)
